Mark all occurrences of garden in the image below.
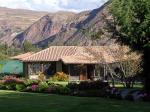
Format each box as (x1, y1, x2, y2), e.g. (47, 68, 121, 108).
(0, 72, 149, 102)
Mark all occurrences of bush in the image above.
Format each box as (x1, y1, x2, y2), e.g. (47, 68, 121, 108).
(44, 84, 70, 94)
(25, 79, 40, 86)
(2, 76, 24, 90)
(66, 81, 111, 97)
(140, 92, 150, 102)
(49, 72, 69, 81)
(45, 84, 58, 93)
(31, 84, 39, 92)
(16, 84, 26, 91)
(38, 72, 46, 81)
(3, 76, 24, 85)
(0, 84, 6, 89)
(5, 84, 16, 90)
(56, 86, 70, 95)
(78, 80, 110, 90)
(38, 81, 49, 92)
(77, 90, 107, 97)
(67, 83, 78, 91)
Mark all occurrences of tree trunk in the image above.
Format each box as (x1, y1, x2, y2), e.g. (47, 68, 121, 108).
(143, 48, 150, 93)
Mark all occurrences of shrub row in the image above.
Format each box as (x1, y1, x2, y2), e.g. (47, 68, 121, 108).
(0, 76, 149, 102)
(0, 76, 70, 95)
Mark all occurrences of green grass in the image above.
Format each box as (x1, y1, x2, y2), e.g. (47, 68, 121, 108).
(0, 90, 149, 112)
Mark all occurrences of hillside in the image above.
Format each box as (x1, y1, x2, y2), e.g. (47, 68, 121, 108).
(0, 7, 48, 45)
(0, 2, 115, 48)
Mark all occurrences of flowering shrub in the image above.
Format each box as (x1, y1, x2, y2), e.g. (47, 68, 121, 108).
(2, 76, 24, 90)
(38, 72, 46, 81)
(0, 76, 149, 102)
(49, 72, 69, 81)
(3, 76, 24, 85)
(31, 84, 39, 92)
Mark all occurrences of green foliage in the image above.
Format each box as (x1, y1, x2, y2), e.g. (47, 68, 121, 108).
(80, 28, 104, 40)
(110, 0, 150, 50)
(38, 81, 49, 91)
(0, 43, 22, 60)
(25, 79, 40, 86)
(16, 84, 26, 91)
(56, 86, 70, 95)
(0, 84, 6, 90)
(110, 0, 150, 92)
(5, 84, 16, 90)
(22, 40, 40, 52)
(0, 40, 40, 60)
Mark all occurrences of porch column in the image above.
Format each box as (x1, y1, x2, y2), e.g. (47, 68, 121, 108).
(23, 62, 28, 78)
(104, 64, 106, 80)
(68, 64, 71, 81)
(41, 63, 44, 72)
(56, 61, 62, 72)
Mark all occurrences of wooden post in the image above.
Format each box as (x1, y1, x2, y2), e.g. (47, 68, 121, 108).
(41, 63, 44, 73)
(86, 65, 88, 80)
(56, 61, 62, 72)
(23, 62, 28, 78)
(105, 65, 107, 80)
(68, 64, 71, 81)
(94, 65, 96, 77)
(104, 64, 106, 80)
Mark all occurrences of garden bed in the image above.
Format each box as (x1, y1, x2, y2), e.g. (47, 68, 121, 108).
(0, 76, 149, 102)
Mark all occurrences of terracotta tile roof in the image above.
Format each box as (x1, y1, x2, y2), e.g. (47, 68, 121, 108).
(61, 46, 126, 64)
(22, 45, 139, 64)
(22, 46, 78, 62)
(10, 52, 34, 60)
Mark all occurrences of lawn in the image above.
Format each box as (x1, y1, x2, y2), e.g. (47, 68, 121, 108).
(0, 90, 149, 112)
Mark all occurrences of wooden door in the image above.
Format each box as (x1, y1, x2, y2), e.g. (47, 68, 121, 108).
(79, 65, 87, 81)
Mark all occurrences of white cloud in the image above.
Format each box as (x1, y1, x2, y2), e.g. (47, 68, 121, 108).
(0, 0, 108, 12)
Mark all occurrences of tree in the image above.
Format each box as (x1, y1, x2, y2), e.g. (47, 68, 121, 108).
(110, 0, 150, 92)
(22, 40, 39, 52)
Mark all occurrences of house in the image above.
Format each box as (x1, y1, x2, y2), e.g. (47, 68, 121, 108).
(20, 45, 132, 81)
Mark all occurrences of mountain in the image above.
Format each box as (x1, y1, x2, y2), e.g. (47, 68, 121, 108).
(13, 11, 76, 47)
(0, 2, 115, 48)
(0, 7, 48, 45)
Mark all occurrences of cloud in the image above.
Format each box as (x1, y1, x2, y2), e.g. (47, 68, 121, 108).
(0, 0, 108, 12)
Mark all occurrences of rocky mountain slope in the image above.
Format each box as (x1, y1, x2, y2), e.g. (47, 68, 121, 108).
(0, 7, 47, 45)
(0, 2, 115, 48)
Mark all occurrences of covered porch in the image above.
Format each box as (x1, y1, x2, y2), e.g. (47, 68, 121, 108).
(23, 61, 108, 81)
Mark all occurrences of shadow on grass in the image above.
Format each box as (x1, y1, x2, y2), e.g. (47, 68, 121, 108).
(0, 90, 149, 112)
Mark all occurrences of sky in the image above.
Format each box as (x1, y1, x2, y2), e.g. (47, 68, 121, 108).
(0, 0, 108, 12)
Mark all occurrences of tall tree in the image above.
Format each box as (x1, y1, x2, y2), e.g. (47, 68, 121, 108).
(110, 0, 150, 92)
